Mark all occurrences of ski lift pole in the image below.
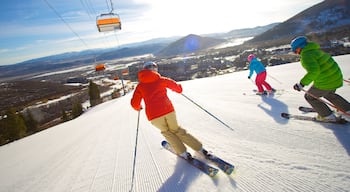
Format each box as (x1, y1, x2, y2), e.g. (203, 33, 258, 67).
(301, 88, 350, 117)
(181, 93, 234, 131)
(121, 77, 126, 96)
(120, 71, 126, 96)
(129, 110, 140, 192)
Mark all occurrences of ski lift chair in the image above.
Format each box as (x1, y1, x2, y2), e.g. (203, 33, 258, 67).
(96, 13, 121, 32)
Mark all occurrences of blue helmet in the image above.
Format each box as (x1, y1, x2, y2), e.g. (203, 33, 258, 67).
(290, 36, 308, 52)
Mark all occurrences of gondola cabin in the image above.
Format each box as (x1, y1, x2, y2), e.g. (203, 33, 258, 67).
(96, 13, 121, 32)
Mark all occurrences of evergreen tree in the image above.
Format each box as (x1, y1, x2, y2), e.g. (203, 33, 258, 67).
(2, 108, 27, 142)
(88, 80, 102, 106)
(71, 101, 83, 118)
(61, 109, 70, 122)
(23, 110, 38, 134)
(0, 118, 6, 145)
(111, 89, 121, 99)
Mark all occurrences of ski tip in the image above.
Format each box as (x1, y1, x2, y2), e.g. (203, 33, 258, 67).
(337, 118, 349, 124)
(210, 169, 219, 177)
(298, 106, 316, 113)
(281, 113, 290, 119)
(161, 140, 168, 146)
(225, 167, 234, 175)
(228, 166, 238, 178)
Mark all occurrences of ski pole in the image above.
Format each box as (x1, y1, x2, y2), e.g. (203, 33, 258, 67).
(249, 78, 255, 85)
(129, 110, 140, 192)
(301, 88, 350, 117)
(181, 93, 234, 131)
(344, 79, 350, 83)
(268, 74, 283, 84)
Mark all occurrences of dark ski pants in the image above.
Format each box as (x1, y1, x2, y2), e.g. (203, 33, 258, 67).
(151, 111, 202, 155)
(305, 86, 350, 117)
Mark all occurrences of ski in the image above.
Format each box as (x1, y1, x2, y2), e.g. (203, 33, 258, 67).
(244, 91, 271, 97)
(161, 140, 219, 177)
(299, 106, 316, 113)
(201, 152, 235, 175)
(250, 89, 284, 96)
(299, 106, 350, 118)
(281, 112, 348, 124)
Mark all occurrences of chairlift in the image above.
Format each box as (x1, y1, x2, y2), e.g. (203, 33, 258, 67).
(96, 13, 121, 32)
(95, 63, 106, 71)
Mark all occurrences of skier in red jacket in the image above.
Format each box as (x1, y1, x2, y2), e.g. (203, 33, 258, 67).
(131, 61, 208, 159)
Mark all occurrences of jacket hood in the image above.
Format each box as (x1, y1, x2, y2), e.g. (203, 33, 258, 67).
(138, 69, 161, 83)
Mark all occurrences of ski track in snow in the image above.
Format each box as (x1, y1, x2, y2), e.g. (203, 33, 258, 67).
(0, 55, 350, 192)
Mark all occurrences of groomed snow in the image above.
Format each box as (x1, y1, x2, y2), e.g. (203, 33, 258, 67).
(1, 55, 350, 192)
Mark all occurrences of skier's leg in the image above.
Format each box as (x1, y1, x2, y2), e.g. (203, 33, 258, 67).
(166, 112, 202, 151)
(262, 82, 272, 90)
(323, 90, 350, 112)
(305, 87, 333, 117)
(151, 114, 186, 154)
(260, 71, 272, 90)
(255, 73, 264, 93)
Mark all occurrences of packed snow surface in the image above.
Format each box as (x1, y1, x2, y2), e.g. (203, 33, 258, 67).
(1, 55, 350, 192)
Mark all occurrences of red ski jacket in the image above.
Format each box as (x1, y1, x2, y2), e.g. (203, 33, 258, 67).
(131, 69, 182, 120)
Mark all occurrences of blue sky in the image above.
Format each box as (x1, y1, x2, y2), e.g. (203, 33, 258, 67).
(0, 0, 323, 66)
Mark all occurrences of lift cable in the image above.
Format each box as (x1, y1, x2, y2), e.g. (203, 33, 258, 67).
(43, 0, 91, 50)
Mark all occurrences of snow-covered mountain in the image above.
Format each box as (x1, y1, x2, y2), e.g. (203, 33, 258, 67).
(0, 55, 350, 192)
(155, 34, 226, 57)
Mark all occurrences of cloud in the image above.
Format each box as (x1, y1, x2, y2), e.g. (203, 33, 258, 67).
(0, 49, 9, 54)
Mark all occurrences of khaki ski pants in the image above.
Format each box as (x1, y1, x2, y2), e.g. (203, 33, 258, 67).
(305, 86, 350, 117)
(151, 111, 202, 154)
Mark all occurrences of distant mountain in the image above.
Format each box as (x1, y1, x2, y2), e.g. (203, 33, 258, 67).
(96, 43, 167, 61)
(205, 23, 280, 39)
(0, 43, 168, 81)
(155, 23, 279, 57)
(120, 36, 180, 48)
(246, 0, 350, 46)
(22, 50, 97, 64)
(155, 34, 225, 57)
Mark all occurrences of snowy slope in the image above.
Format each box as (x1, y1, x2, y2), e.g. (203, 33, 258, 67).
(1, 55, 350, 192)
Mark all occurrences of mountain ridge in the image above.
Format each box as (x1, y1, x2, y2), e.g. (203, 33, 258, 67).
(245, 0, 350, 46)
(155, 34, 225, 57)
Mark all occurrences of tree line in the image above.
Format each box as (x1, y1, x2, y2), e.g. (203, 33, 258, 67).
(0, 80, 102, 146)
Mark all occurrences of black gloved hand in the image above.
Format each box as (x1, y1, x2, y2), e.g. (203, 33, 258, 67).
(293, 83, 304, 91)
(248, 76, 251, 79)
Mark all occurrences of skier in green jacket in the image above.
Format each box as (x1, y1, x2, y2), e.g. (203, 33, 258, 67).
(291, 36, 350, 121)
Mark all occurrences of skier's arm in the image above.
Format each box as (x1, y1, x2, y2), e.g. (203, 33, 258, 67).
(300, 55, 320, 86)
(248, 62, 255, 78)
(130, 86, 143, 110)
(163, 77, 183, 93)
